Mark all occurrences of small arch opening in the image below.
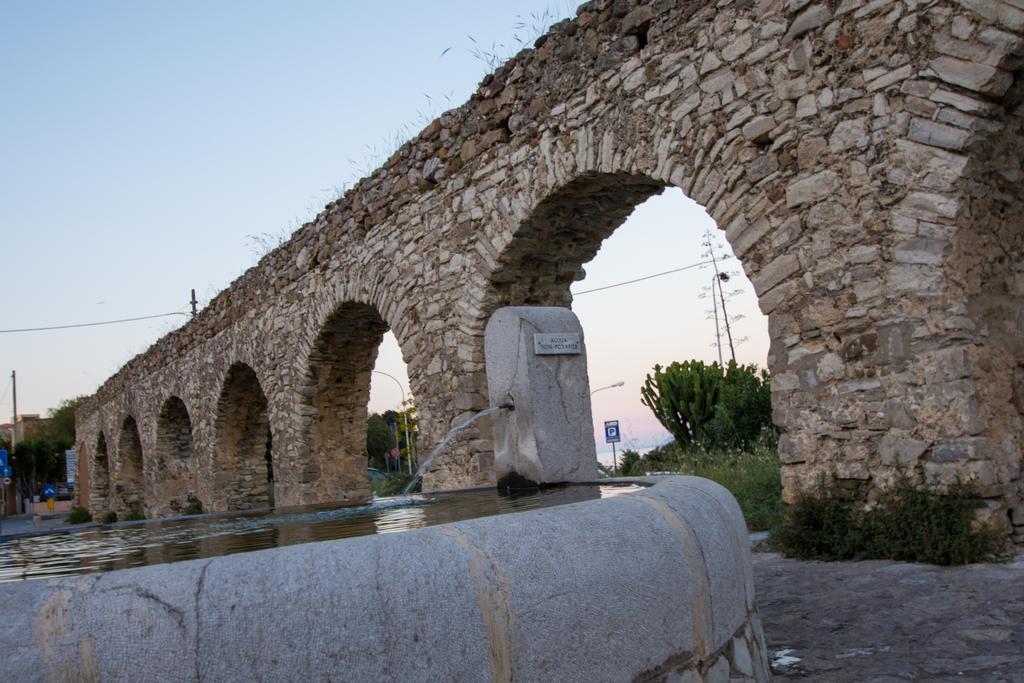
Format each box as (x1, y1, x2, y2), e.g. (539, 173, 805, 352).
(214, 363, 273, 511)
(115, 416, 144, 515)
(155, 396, 197, 514)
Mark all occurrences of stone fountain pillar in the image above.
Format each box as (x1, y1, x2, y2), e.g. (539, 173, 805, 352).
(485, 307, 599, 488)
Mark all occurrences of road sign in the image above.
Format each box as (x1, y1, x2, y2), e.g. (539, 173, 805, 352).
(1, 477, 10, 486)
(66, 450, 78, 484)
(0, 465, 11, 478)
(604, 420, 621, 444)
(0, 448, 7, 468)
(43, 483, 56, 499)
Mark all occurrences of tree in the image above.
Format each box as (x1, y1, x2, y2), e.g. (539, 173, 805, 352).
(43, 396, 87, 444)
(618, 449, 643, 476)
(366, 413, 392, 470)
(395, 402, 418, 469)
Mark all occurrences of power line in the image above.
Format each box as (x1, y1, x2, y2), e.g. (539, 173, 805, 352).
(1, 260, 715, 334)
(0, 312, 189, 334)
(572, 259, 715, 296)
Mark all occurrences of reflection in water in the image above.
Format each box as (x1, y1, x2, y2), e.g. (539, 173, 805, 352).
(0, 484, 642, 582)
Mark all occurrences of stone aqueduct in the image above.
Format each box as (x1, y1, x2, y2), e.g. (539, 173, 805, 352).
(76, 0, 1024, 541)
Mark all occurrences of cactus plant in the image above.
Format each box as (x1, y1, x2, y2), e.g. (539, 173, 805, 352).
(641, 360, 774, 451)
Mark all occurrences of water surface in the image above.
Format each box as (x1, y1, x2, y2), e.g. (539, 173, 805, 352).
(0, 483, 642, 582)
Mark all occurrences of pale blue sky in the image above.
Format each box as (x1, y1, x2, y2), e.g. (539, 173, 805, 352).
(1, 1, 768, 457)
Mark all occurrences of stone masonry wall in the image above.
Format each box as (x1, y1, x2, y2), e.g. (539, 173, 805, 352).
(76, 0, 1024, 541)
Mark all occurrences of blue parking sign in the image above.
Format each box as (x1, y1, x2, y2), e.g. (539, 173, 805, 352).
(604, 420, 621, 444)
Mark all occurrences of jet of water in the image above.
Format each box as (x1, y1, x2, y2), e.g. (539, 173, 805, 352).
(402, 402, 513, 495)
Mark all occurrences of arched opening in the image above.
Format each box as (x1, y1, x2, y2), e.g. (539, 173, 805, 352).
(945, 106, 1024, 539)
(488, 173, 665, 308)
(154, 396, 197, 514)
(214, 363, 273, 511)
(115, 415, 144, 515)
(299, 302, 390, 505)
(481, 173, 773, 480)
(92, 431, 111, 511)
(572, 188, 770, 462)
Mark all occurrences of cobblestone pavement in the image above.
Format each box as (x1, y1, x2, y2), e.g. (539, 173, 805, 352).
(753, 551, 1024, 682)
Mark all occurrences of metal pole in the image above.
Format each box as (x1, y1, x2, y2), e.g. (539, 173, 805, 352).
(401, 409, 413, 476)
(711, 276, 723, 366)
(11, 370, 19, 514)
(612, 442, 618, 475)
(10, 370, 16, 452)
(717, 275, 736, 364)
(190, 289, 198, 318)
(372, 371, 415, 475)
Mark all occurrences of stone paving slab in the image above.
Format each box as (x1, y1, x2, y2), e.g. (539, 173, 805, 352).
(753, 551, 1024, 682)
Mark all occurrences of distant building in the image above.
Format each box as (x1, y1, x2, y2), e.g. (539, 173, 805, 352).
(7, 414, 45, 444)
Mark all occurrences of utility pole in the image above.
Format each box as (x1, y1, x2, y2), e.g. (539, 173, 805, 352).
(710, 275, 723, 366)
(715, 272, 737, 363)
(190, 289, 199, 318)
(704, 229, 737, 365)
(10, 370, 16, 452)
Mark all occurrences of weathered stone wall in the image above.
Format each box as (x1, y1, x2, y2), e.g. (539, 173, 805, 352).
(76, 0, 1024, 540)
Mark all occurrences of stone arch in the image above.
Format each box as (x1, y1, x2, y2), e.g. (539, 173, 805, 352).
(213, 362, 274, 512)
(293, 301, 390, 506)
(153, 396, 198, 515)
(437, 159, 790, 489)
(114, 415, 144, 515)
(484, 173, 667, 310)
(931, 74, 1024, 538)
(482, 173, 667, 311)
(91, 431, 111, 512)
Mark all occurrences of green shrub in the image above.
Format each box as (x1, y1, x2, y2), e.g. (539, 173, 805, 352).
(773, 480, 1010, 565)
(372, 473, 418, 497)
(618, 443, 783, 531)
(67, 506, 92, 524)
(101, 511, 118, 524)
(122, 506, 145, 522)
(676, 446, 783, 531)
(184, 498, 204, 516)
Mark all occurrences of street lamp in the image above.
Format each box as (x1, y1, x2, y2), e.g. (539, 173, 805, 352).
(591, 380, 625, 396)
(591, 380, 625, 474)
(372, 371, 416, 475)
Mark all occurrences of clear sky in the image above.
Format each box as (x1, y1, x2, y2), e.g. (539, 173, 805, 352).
(1, 1, 768, 461)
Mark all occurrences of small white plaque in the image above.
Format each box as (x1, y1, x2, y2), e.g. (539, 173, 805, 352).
(534, 333, 581, 355)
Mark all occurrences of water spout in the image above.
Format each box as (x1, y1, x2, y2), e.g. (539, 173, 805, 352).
(401, 403, 515, 495)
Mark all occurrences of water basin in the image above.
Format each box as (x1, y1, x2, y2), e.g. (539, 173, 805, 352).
(0, 483, 642, 582)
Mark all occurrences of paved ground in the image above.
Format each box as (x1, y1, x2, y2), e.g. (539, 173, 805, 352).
(0, 512, 80, 538)
(753, 550, 1024, 682)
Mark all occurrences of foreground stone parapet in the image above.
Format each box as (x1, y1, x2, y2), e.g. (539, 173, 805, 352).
(0, 477, 768, 681)
(485, 306, 599, 487)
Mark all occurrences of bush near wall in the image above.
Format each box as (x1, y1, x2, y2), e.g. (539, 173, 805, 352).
(773, 480, 1011, 566)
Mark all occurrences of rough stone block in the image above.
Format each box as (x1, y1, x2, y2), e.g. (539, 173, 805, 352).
(485, 307, 598, 487)
(928, 55, 1013, 96)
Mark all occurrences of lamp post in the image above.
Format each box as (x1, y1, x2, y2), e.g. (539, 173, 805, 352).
(372, 371, 415, 475)
(591, 380, 625, 396)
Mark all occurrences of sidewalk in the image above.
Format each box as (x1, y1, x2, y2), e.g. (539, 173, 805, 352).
(0, 512, 83, 538)
(755, 549, 1024, 681)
